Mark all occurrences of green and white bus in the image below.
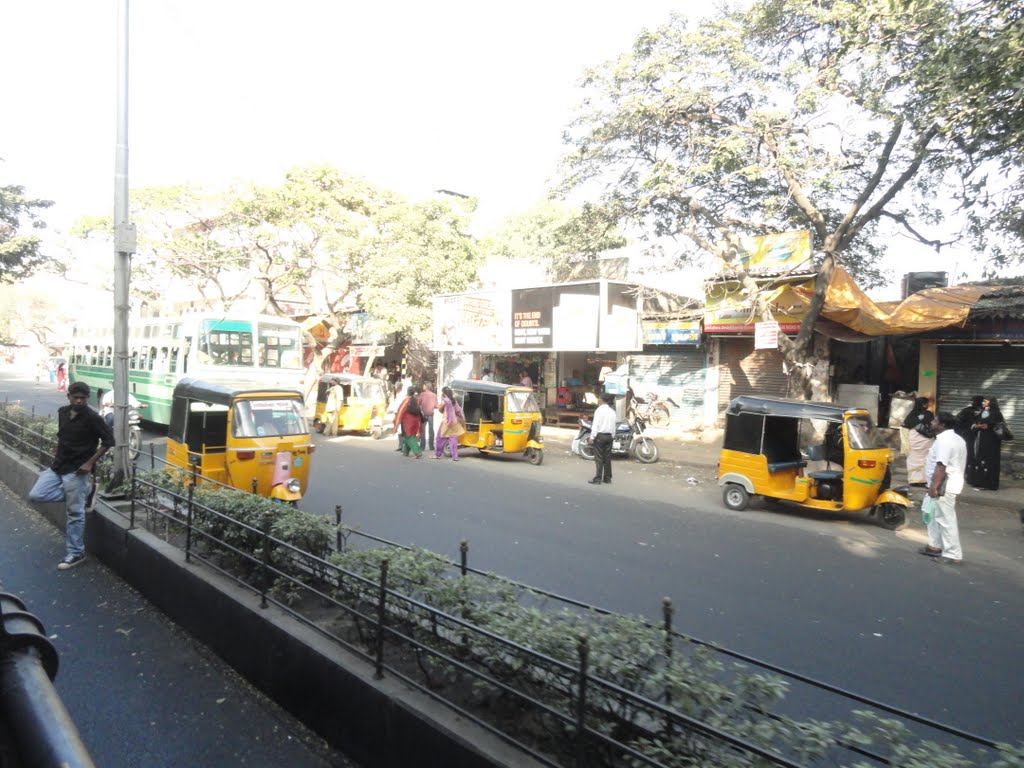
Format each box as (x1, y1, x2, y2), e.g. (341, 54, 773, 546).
(69, 313, 306, 425)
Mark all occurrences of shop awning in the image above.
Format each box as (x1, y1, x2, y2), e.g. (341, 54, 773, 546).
(769, 267, 987, 336)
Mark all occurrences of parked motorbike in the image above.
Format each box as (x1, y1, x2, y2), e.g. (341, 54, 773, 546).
(627, 391, 677, 428)
(100, 401, 145, 461)
(571, 415, 659, 464)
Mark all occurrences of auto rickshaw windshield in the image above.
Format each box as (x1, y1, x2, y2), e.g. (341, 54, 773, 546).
(507, 390, 540, 413)
(353, 380, 385, 400)
(233, 399, 308, 437)
(845, 415, 877, 450)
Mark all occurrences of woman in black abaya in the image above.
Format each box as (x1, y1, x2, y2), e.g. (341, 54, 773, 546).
(971, 397, 1004, 491)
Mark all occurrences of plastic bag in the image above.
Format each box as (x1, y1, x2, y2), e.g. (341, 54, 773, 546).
(921, 495, 938, 525)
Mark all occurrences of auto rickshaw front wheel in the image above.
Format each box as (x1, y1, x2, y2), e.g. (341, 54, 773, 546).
(526, 447, 543, 466)
(722, 484, 750, 511)
(876, 502, 907, 530)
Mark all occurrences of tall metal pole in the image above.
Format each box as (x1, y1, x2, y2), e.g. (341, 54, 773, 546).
(112, 0, 135, 485)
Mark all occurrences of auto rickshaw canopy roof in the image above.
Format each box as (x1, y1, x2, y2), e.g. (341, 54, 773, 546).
(449, 379, 533, 396)
(725, 395, 868, 423)
(172, 377, 303, 406)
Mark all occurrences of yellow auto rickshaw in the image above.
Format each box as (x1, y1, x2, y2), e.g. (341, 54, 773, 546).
(166, 378, 313, 503)
(717, 395, 912, 529)
(446, 379, 544, 465)
(311, 373, 389, 439)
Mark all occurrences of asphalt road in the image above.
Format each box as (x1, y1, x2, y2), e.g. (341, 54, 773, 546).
(298, 425, 1024, 746)
(6, 369, 1024, 749)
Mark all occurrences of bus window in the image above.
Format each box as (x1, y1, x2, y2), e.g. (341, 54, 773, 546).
(200, 326, 254, 367)
(148, 346, 158, 370)
(258, 322, 302, 369)
(105, 346, 113, 367)
(169, 347, 179, 373)
(130, 349, 139, 369)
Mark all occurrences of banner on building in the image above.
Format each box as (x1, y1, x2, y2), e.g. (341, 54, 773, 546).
(704, 281, 806, 334)
(726, 230, 812, 273)
(642, 320, 701, 345)
(433, 291, 509, 351)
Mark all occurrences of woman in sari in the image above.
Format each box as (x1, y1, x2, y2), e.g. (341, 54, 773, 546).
(902, 396, 934, 486)
(433, 386, 464, 461)
(971, 397, 1004, 490)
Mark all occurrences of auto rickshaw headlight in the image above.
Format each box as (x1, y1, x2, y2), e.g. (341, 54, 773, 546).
(286, 478, 301, 494)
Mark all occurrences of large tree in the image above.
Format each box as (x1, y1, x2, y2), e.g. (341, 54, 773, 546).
(479, 199, 627, 282)
(559, 0, 1013, 397)
(87, 165, 482, 363)
(1, 182, 53, 283)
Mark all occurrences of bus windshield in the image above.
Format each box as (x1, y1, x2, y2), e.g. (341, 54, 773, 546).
(200, 320, 254, 367)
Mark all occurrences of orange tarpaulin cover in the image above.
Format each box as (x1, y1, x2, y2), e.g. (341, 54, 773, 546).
(768, 267, 986, 336)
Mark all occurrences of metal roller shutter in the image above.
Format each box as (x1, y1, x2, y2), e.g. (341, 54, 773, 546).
(628, 347, 706, 428)
(937, 345, 1024, 451)
(717, 339, 789, 412)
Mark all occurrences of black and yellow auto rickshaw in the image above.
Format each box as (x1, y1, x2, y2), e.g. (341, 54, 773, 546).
(165, 378, 313, 503)
(447, 379, 544, 465)
(311, 373, 389, 438)
(717, 395, 912, 529)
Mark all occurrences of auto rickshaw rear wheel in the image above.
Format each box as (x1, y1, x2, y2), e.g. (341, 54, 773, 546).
(370, 427, 383, 439)
(876, 502, 906, 530)
(526, 447, 543, 466)
(722, 484, 750, 511)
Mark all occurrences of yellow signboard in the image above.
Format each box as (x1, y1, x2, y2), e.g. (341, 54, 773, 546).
(703, 280, 809, 334)
(726, 230, 812, 272)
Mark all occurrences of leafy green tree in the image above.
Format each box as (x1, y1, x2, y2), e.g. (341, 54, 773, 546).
(559, 1, 1003, 397)
(85, 165, 483, 367)
(1, 182, 53, 283)
(480, 199, 627, 281)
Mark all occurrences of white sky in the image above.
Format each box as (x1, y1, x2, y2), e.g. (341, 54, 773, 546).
(0, 0, 990, 301)
(1, 1, 683, 233)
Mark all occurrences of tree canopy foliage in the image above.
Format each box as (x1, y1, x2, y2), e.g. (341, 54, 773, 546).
(479, 199, 627, 282)
(0, 182, 53, 284)
(558, 0, 1023, 396)
(78, 165, 483, 349)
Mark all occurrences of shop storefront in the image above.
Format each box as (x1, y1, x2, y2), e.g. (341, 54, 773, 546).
(432, 281, 643, 420)
(629, 320, 706, 429)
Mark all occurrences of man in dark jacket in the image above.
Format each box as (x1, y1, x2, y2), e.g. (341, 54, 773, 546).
(29, 381, 114, 570)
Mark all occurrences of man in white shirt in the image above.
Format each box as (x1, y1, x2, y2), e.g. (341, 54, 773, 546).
(920, 411, 968, 564)
(589, 393, 617, 485)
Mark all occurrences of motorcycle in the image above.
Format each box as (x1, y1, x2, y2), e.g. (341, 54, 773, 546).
(571, 414, 659, 464)
(100, 401, 145, 461)
(627, 390, 677, 428)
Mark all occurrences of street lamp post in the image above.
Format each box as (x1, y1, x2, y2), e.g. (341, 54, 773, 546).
(112, 0, 135, 485)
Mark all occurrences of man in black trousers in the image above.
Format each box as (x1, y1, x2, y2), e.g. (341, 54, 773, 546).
(588, 393, 616, 485)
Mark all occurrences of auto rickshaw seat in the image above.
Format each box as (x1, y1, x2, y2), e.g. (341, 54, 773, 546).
(767, 459, 807, 473)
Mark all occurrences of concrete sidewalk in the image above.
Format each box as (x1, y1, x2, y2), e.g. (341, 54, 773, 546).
(541, 424, 1024, 513)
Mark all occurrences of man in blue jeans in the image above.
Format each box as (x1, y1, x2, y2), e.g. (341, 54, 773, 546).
(29, 381, 114, 570)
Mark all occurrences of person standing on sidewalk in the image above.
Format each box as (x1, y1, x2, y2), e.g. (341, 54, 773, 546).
(29, 381, 114, 570)
(418, 382, 438, 453)
(588, 393, 616, 485)
(919, 412, 967, 566)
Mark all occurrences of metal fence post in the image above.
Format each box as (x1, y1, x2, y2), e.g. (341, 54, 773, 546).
(663, 596, 674, 659)
(185, 464, 197, 563)
(374, 558, 390, 680)
(459, 539, 468, 576)
(663, 596, 674, 733)
(575, 632, 590, 768)
(260, 511, 273, 609)
(128, 460, 137, 531)
(149, 442, 155, 470)
(335, 505, 343, 552)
